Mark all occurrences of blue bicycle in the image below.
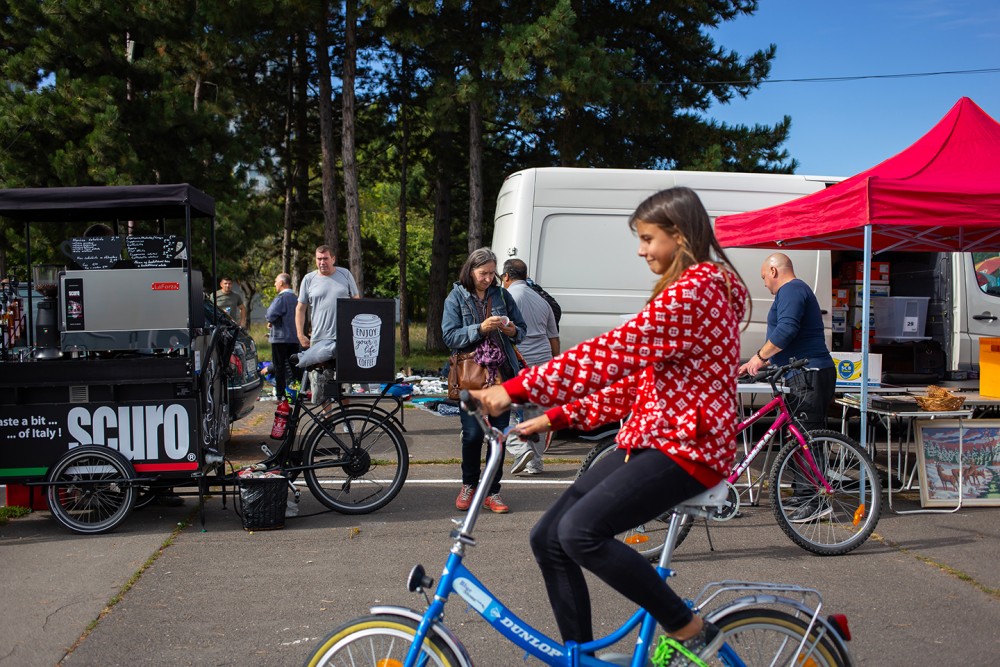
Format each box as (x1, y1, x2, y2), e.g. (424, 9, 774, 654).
(304, 392, 854, 667)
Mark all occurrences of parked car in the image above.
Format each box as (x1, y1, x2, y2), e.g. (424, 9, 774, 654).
(203, 301, 261, 426)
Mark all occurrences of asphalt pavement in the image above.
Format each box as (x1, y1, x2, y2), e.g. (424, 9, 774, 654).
(2, 398, 999, 666)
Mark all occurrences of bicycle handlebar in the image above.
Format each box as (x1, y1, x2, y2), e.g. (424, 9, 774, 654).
(459, 390, 539, 443)
(744, 357, 814, 394)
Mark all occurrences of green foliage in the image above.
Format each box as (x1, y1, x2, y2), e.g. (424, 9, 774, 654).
(0, 0, 794, 319)
(0, 505, 31, 524)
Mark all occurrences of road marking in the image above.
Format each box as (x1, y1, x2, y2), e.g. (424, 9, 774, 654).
(401, 478, 572, 486)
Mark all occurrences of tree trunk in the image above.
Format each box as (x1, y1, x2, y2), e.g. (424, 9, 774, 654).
(467, 98, 484, 252)
(281, 37, 295, 274)
(425, 133, 453, 353)
(316, 8, 339, 254)
(294, 31, 310, 267)
(398, 53, 411, 359)
(342, 0, 364, 294)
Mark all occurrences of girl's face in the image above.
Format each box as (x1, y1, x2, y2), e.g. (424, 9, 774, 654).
(636, 220, 679, 276)
(472, 261, 498, 294)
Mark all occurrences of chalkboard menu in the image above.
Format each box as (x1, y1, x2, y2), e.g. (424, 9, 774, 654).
(60, 236, 124, 270)
(125, 235, 185, 268)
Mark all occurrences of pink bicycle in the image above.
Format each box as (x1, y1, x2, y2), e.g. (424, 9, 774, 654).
(578, 359, 882, 556)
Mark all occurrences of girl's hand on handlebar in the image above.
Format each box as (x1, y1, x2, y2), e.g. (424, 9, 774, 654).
(469, 385, 511, 416)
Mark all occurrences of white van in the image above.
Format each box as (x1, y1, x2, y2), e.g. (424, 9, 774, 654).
(491, 167, 842, 357)
(491, 167, 998, 376)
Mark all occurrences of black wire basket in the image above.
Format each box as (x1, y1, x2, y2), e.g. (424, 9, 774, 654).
(237, 476, 288, 531)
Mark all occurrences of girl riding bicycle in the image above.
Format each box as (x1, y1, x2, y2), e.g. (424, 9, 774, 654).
(474, 187, 749, 667)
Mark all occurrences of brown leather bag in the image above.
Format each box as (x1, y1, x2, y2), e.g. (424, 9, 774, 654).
(447, 350, 488, 400)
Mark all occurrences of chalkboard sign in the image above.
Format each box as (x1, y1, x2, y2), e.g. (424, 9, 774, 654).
(335, 298, 396, 383)
(60, 236, 124, 270)
(125, 235, 185, 268)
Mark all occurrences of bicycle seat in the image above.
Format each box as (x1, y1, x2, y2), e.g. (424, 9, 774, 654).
(677, 481, 730, 512)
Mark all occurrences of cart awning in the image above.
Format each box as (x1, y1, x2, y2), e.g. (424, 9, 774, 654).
(0, 184, 215, 222)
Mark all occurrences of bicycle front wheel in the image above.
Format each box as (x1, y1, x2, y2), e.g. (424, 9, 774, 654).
(770, 430, 882, 556)
(303, 409, 409, 514)
(577, 436, 691, 560)
(304, 614, 461, 667)
(709, 608, 846, 667)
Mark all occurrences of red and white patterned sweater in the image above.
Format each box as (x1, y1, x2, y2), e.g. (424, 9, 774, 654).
(504, 262, 748, 487)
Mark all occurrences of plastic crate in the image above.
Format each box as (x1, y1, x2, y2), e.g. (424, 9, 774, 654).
(980, 337, 1000, 398)
(238, 476, 288, 530)
(872, 296, 930, 341)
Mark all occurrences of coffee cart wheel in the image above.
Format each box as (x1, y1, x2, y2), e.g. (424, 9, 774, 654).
(46, 446, 137, 534)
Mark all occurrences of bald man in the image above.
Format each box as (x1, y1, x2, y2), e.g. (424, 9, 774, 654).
(739, 253, 836, 522)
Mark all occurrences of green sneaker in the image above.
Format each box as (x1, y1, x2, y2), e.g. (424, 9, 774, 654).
(650, 620, 720, 667)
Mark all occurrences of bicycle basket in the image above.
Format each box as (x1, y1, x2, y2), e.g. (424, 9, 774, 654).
(237, 476, 288, 530)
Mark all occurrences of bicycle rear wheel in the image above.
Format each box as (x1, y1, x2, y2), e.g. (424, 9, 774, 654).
(303, 409, 409, 514)
(304, 614, 460, 667)
(770, 430, 882, 556)
(709, 608, 846, 666)
(47, 446, 136, 534)
(577, 436, 692, 560)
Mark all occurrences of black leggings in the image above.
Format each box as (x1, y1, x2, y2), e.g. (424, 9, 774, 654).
(529, 447, 708, 644)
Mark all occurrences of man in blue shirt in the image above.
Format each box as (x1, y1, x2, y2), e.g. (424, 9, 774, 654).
(739, 253, 835, 522)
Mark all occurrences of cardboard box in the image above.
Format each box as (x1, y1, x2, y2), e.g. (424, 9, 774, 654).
(851, 328, 876, 351)
(840, 261, 890, 284)
(847, 283, 891, 307)
(831, 311, 847, 333)
(847, 306, 876, 329)
(979, 337, 1000, 398)
(832, 288, 850, 309)
(833, 352, 882, 387)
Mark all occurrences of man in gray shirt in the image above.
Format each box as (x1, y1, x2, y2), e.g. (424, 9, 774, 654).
(295, 245, 359, 399)
(502, 258, 560, 474)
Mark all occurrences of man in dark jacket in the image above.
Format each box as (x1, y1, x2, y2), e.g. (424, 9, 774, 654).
(266, 273, 301, 401)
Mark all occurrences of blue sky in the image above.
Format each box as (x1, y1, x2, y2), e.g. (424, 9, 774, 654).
(707, 0, 1000, 177)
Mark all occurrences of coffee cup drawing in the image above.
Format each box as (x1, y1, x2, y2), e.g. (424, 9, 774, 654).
(351, 313, 382, 369)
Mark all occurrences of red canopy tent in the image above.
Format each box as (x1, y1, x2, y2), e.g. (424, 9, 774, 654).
(715, 97, 1000, 254)
(714, 97, 1000, 454)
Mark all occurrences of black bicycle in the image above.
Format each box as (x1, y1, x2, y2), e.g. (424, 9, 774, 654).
(255, 366, 410, 515)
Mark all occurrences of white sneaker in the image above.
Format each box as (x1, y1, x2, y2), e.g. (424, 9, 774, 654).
(510, 450, 535, 474)
(521, 466, 543, 476)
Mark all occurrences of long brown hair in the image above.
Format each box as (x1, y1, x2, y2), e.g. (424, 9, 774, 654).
(628, 187, 749, 321)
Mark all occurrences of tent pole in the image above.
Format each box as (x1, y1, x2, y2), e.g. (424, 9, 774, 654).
(860, 225, 872, 453)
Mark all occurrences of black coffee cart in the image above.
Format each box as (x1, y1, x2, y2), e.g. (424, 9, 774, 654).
(0, 184, 235, 533)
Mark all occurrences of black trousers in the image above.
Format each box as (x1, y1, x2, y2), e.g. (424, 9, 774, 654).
(786, 366, 837, 494)
(529, 447, 707, 643)
(271, 342, 302, 400)
(786, 366, 836, 433)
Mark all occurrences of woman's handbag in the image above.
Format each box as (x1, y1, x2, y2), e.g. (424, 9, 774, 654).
(447, 350, 488, 400)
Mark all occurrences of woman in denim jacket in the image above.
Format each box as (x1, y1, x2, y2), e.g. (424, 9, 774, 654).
(442, 247, 527, 514)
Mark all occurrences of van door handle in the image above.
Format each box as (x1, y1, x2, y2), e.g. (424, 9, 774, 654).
(973, 313, 998, 322)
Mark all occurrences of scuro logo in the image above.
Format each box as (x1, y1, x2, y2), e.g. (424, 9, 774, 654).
(67, 404, 191, 460)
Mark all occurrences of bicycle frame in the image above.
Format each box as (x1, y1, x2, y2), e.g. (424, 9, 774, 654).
(728, 392, 833, 495)
(258, 371, 402, 476)
(396, 398, 846, 667)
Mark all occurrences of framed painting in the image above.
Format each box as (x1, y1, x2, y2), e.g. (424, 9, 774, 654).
(915, 420, 1000, 507)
